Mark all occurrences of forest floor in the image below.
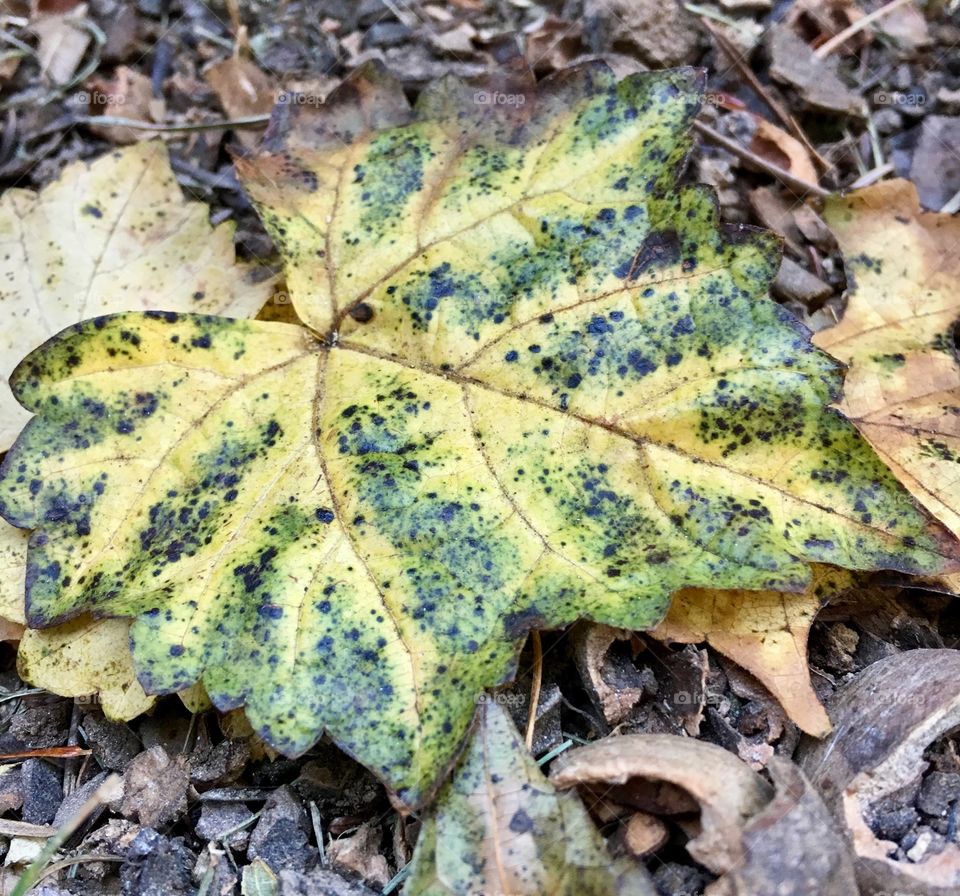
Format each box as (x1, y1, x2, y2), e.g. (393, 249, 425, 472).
(0, 1, 959, 895)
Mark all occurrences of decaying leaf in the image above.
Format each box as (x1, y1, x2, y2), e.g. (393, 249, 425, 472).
(1, 520, 154, 712)
(622, 811, 668, 858)
(404, 700, 654, 895)
(205, 55, 277, 151)
(814, 180, 960, 591)
(17, 615, 154, 719)
(31, 2, 91, 87)
(572, 623, 645, 727)
(0, 64, 956, 808)
(651, 565, 854, 735)
(86, 65, 162, 144)
(799, 649, 960, 895)
(552, 734, 856, 894)
(0, 140, 276, 451)
(721, 757, 859, 896)
(550, 734, 772, 874)
(748, 118, 818, 187)
(0, 521, 25, 639)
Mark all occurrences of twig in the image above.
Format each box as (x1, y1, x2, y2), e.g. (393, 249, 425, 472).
(684, 2, 755, 40)
(847, 161, 894, 190)
(524, 630, 542, 752)
(843, 124, 869, 177)
(32, 853, 123, 886)
(0, 28, 36, 57)
(0, 819, 58, 838)
(0, 745, 90, 761)
(693, 119, 833, 198)
(73, 114, 271, 133)
(865, 112, 885, 168)
(381, 0, 419, 28)
(62, 701, 83, 797)
(941, 186, 960, 215)
(813, 0, 912, 59)
(194, 26, 235, 53)
(695, 16, 831, 175)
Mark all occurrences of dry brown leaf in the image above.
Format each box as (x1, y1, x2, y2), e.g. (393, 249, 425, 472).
(553, 735, 857, 894)
(749, 118, 819, 186)
(86, 65, 162, 144)
(204, 54, 277, 149)
(650, 566, 853, 736)
(722, 757, 859, 896)
(524, 16, 584, 73)
(0, 50, 23, 85)
(0, 616, 23, 643)
(572, 624, 644, 727)
(622, 811, 668, 858)
(31, 1, 90, 86)
(550, 734, 772, 874)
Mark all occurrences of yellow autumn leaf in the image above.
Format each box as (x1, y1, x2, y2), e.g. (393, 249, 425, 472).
(0, 520, 26, 625)
(0, 141, 277, 714)
(814, 179, 960, 588)
(651, 565, 854, 735)
(17, 615, 154, 719)
(0, 139, 276, 452)
(1, 67, 956, 809)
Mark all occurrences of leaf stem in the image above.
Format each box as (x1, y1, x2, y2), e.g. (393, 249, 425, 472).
(813, 0, 912, 59)
(73, 114, 271, 133)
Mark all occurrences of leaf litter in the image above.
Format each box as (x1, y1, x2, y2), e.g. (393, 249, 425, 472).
(2, 1, 960, 892)
(1, 63, 953, 815)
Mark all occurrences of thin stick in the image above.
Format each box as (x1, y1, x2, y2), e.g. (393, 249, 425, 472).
(693, 119, 833, 199)
(0, 819, 57, 838)
(697, 16, 830, 174)
(813, 0, 912, 59)
(74, 114, 270, 133)
(941, 186, 960, 215)
(33, 854, 123, 885)
(524, 631, 543, 751)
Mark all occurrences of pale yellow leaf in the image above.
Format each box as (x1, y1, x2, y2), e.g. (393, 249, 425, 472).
(0, 140, 276, 451)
